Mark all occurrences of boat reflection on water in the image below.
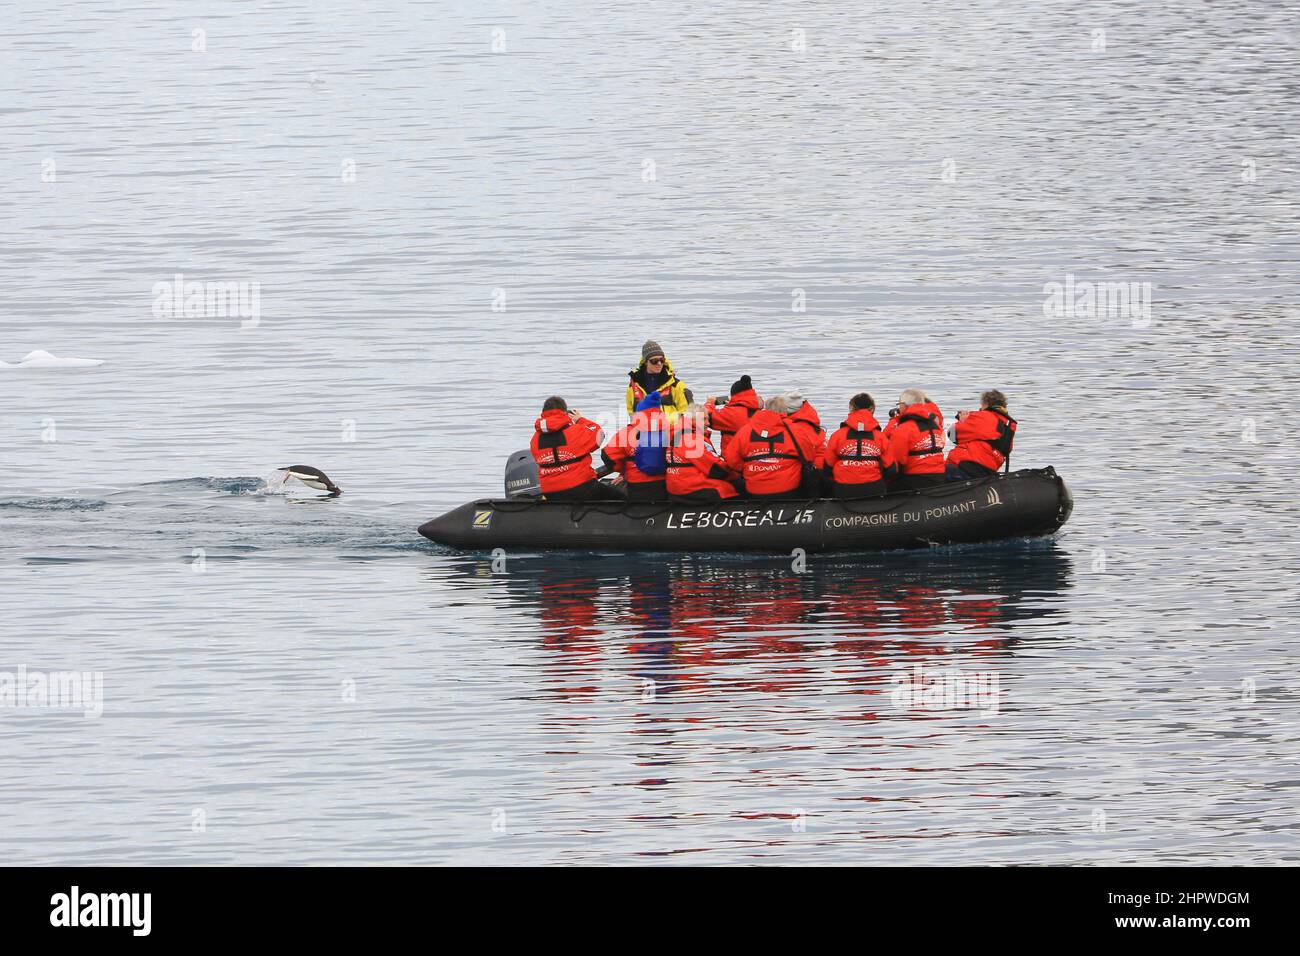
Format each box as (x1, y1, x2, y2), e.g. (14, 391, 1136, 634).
(440, 541, 1073, 707)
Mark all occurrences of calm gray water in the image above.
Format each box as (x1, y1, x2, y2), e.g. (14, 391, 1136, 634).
(2, 1, 1298, 864)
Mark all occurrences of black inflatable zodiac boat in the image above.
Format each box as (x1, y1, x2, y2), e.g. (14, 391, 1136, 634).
(418, 467, 1072, 553)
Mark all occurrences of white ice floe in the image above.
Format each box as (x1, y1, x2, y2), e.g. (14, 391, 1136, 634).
(0, 350, 105, 368)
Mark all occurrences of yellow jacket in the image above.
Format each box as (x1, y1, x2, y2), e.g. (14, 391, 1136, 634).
(626, 355, 689, 417)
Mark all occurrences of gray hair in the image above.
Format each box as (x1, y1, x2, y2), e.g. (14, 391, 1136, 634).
(765, 395, 790, 414)
(898, 387, 927, 407)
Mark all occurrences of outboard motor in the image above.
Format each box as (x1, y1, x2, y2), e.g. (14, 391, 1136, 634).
(504, 449, 541, 499)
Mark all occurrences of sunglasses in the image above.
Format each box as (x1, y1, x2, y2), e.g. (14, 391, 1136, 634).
(647, 357, 665, 365)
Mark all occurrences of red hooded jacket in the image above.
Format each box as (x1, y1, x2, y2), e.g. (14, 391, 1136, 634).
(947, 408, 1016, 472)
(666, 416, 738, 499)
(826, 409, 895, 485)
(530, 409, 603, 493)
(706, 388, 760, 457)
(601, 407, 670, 485)
(724, 409, 818, 495)
(786, 401, 827, 470)
(884, 402, 946, 476)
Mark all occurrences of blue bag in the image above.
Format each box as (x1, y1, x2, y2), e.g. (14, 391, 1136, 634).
(632, 393, 668, 476)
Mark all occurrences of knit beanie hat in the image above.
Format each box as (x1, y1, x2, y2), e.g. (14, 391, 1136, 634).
(730, 374, 753, 396)
(641, 340, 665, 363)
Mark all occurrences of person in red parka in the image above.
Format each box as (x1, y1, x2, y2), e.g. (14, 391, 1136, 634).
(602, 393, 670, 501)
(782, 389, 827, 492)
(666, 405, 740, 502)
(705, 374, 761, 457)
(883, 388, 946, 491)
(946, 389, 1017, 480)
(530, 396, 623, 501)
(824, 392, 896, 498)
(724, 396, 819, 498)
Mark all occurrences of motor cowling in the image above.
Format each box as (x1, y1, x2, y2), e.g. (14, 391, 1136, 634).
(504, 449, 541, 498)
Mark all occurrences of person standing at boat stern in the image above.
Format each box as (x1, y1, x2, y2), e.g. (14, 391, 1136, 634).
(602, 393, 670, 501)
(626, 340, 689, 417)
(666, 404, 741, 502)
(530, 397, 624, 501)
(725, 396, 820, 499)
(946, 389, 1018, 480)
(884, 388, 947, 490)
(825, 393, 896, 498)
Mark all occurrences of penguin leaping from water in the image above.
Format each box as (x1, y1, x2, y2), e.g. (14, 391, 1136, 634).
(279, 465, 342, 496)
